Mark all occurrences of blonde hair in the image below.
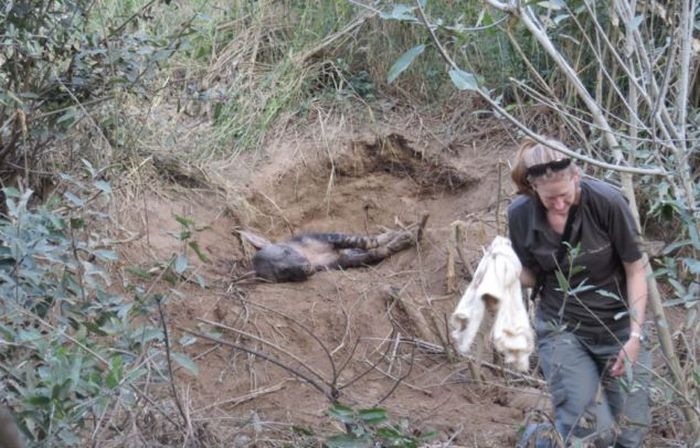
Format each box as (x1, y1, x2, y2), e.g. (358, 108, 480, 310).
(511, 137, 577, 196)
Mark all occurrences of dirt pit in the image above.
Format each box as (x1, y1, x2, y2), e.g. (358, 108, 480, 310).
(120, 126, 551, 446)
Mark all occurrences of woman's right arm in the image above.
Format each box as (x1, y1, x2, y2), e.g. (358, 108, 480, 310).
(520, 267, 536, 288)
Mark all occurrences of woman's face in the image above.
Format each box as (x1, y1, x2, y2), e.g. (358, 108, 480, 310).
(533, 171, 580, 216)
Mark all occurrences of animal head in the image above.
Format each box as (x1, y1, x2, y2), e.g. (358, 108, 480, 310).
(253, 244, 314, 282)
(239, 230, 314, 282)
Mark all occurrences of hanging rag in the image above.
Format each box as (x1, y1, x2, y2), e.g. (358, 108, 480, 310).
(450, 236, 534, 372)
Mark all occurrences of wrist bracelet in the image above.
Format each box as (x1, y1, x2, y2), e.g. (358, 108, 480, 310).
(630, 331, 643, 340)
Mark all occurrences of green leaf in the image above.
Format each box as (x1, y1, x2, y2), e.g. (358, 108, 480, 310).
(380, 4, 417, 21)
(5, 198, 17, 217)
(387, 45, 425, 84)
(629, 15, 644, 31)
(152, 49, 173, 62)
(375, 427, 403, 438)
(193, 273, 207, 289)
(663, 239, 691, 254)
(174, 253, 188, 274)
(26, 395, 51, 407)
(3, 187, 21, 198)
(596, 289, 622, 301)
(64, 192, 85, 207)
(94, 180, 112, 193)
(56, 107, 77, 124)
(188, 241, 209, 262)
(326, 434, 372, 448)
(4, 90, 22, 106)
(19, 91, 40, 99)
(179, 335, 197, 347)
(174, 215, 195, 227)
(668, 278, 686, 295)
(70, 352, 84, 388)
(171, 352, 199, 375)
(358, 407, 387, 425)
(569, 283, 596, 295)
(106, 356, 124, 389)
(553, 14, 570, 24)
(537, 0, 565, 10)
(17, 328, 42, 342)
(662, 297, 687, 307)
(81, 159, 96, 177)
(448, 68, 479, 91)
(134, 326, 162, 343)
(554, 270, 569, 292)
(52, 380, 72, 400)
(683, 258, 700, 274)
(58, 429, 81, 445)
(126, 266, 153, 279)
(688, 223, 700, 250)
(105, 370, 119, 389)
(328, 403, 356, 424)
(93, 249, 118, 261)
(613, 310, 629, 320)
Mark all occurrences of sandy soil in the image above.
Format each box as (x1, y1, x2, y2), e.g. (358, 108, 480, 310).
(116, 118, 555, 447)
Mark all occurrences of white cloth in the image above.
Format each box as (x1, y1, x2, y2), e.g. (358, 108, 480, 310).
(450, 236, 534, 372)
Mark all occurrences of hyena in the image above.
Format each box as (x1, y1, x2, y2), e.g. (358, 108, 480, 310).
(240, 215, 428, 282)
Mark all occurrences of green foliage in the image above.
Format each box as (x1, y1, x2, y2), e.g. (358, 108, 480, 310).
(0, 174, 182, 445)
(641, 172, 700, 310)
(164, 214, 209, 289)
(373, 2, 528, 101)
(387, 45, 426, 84)
(0, 0, 181, 186)
(448, 68, 480, 92)
(326, 403, 437, 448)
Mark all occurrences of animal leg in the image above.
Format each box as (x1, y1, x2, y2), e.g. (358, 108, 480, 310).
(336, 247, 393, 268)
(301, 233, 382, 250)
(239, 230, 273, 249)
(374, 213, 429, 248)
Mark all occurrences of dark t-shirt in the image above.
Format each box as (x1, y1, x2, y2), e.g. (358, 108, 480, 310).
(507, 178, 642, 339)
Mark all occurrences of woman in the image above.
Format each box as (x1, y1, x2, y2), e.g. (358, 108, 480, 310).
(508, 137, 650, 447)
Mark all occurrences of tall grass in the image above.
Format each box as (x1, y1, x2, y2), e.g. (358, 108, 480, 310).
(84, 0, 525, 160)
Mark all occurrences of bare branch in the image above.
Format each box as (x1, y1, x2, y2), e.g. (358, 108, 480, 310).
(178, 326, 334, 402)
(416, 0, 666, 176)
(196, 317, 330, 386)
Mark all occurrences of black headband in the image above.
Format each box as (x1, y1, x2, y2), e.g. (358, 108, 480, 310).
(526, 158, 572, 178)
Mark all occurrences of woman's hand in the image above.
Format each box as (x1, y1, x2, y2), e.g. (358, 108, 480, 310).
(610, 337, 641, 377)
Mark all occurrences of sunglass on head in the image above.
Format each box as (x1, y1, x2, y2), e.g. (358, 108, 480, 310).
(526, 158, 572, 178)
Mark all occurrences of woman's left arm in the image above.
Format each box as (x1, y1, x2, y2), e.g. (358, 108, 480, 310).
(610, 257, 648, 377)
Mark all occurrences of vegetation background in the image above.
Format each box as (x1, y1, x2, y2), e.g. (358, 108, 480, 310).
(0, 0, 698, 446)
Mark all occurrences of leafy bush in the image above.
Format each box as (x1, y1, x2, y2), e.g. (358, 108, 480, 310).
(0, 0, 181, 189)
(0, 172, 195, 445)
(326, 403, 436, 448)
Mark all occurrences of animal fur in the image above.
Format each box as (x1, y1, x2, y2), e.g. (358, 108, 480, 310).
(240, 215, 428, 282)
(450, 236, 534, 372)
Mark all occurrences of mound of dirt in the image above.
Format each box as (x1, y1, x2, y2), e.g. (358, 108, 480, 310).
(121, 124, 545, 446)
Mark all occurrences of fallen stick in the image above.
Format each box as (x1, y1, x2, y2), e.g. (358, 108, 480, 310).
(403, 337, 545, 387)
(193, 381, 287, 414)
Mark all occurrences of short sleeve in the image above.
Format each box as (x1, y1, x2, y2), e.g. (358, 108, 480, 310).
(507, 200, 541, 276)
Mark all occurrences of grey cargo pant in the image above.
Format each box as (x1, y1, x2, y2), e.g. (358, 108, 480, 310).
(534, 318, 651, 447)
